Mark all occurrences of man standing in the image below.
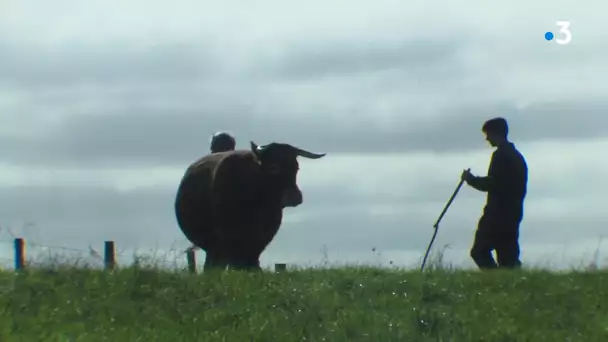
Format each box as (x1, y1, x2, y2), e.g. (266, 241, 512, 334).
(461, 117, 528, 270)
(209, 131, 236, 153)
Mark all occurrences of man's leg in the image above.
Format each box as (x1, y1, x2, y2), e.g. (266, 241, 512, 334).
(495, 224, 522, 269)
(470, 216, 498, 269)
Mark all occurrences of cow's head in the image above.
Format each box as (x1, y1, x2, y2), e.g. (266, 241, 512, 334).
(251, 141, 326, 208)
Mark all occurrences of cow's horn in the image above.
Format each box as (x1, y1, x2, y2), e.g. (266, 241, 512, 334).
(251, 141, 265, 151)
(294, 147, 326, 159)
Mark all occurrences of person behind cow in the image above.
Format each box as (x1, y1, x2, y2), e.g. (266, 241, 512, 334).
(209, 131, 236, 153)
(175, 140, 327, 271)
(461, 117, 528, 270)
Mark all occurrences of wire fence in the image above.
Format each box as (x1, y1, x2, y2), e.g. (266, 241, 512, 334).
(0, 237, 191, 271)
(0, 237, 287, 273)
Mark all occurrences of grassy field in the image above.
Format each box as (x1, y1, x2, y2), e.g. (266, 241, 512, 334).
(0, 260, 607, 342)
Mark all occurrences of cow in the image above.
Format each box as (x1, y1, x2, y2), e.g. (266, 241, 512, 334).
(174, 141, 326, 271)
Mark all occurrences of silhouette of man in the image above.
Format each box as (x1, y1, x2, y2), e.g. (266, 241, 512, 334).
(209, 132, 236, 153)
(461, 117, 528, 270)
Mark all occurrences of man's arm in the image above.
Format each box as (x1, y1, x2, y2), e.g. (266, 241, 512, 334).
(466, 151, 501, 192)
(467, 174, 493, 192)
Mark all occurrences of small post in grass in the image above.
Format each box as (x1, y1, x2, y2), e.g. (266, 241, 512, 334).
(186, 248, 197, 274)
(104, 240, 116, 270)
(14, 238, 25, 271)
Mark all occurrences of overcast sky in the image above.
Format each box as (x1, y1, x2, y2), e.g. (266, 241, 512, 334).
(0, 0, 606, 270)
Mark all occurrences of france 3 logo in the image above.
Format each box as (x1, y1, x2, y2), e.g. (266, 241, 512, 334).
(544, 21, 571, 45)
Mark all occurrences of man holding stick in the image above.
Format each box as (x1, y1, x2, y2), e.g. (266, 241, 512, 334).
(461, 117, 528, 270)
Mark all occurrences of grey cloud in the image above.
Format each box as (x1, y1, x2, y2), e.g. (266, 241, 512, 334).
(0, 39, 222, 88)
(0, 27, 471, 88)
(0, 180, 458, 254)
(255, 33, 473, 81)
(0, 182, 380, 234)
(0, 180, 601, 259)
(0, 27, 605, 168)
(0, 96, 606, 168)
(0, 184, 179, 248)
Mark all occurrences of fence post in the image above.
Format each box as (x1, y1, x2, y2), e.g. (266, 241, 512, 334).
(275, 263, 286, 272)
(104, 241, 116, 270)
(14, 238, 25, 270)
(186, 249, 196, 274)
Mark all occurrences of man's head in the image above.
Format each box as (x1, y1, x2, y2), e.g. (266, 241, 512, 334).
(250, 141, 326, 208)
(482, 117, 509, 147)
(210, 132, 236, 153)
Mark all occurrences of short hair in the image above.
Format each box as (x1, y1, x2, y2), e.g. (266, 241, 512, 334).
(482, 117, 508, 137)
(210, 132, 236, 152)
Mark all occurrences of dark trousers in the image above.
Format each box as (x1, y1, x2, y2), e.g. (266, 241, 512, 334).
(470, 214, 522, 270)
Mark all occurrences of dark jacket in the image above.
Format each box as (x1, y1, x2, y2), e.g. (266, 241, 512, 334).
(467, 142, 528, 223)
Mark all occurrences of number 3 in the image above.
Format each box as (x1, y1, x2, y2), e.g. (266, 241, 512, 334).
(555, 21, 571, 45)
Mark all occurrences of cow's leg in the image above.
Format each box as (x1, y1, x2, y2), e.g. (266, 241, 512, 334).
(245, 249, 263, 271)
(203, 248, 228, 271)
(233, 256, 261, 271)
(227, 257, 261, 271)
(224, 242, 263, 271)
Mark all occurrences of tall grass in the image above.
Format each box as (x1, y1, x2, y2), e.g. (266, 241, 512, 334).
(0, 246, 606, 341)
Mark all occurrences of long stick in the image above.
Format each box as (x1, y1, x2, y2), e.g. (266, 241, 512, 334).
(420, 169, 469, 272)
